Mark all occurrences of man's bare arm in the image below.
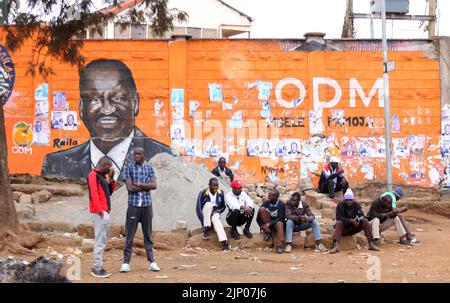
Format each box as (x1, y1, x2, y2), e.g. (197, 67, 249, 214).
(139, 178, 157, 190)
(126, 180, 142, 193)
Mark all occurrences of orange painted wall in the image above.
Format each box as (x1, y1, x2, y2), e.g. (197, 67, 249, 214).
(0, 38, 442, 187)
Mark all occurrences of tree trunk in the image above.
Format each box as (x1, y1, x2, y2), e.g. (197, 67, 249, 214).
(0, 105, 19, 233)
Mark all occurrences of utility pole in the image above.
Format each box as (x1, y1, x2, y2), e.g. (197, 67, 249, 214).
(428, 0, 437, 39)
(381, 0, 393, 192)
(342, 0, 354, 38)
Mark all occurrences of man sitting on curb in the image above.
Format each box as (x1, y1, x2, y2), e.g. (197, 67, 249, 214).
(257, 189, 286, 254)
(367, 188, 415, 246)
(388, 187, 420, 244)
(318, 157, 349, 199)
(225, 180, 255, 240)
(330, 189, 379, 254)
(285, 192, 328, 253)
(196, 177, 230, 251)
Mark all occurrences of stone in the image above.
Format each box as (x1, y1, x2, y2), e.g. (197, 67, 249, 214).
(299, 178, 315, 192)
(176, 220, 188, 230)
(253, 197, 263, 205)
(304, 191, 327, 209)
(11, 183, 84, 196)
(12, 191, 24, 201)
(19, 194, 32, 204)
(276, 180, 288, 187)
(248, 192, 258, 200)
(256, 188, 265, 198)
(281, 195, 291, 203)
(31, 190, 52, 203)
(77, 223, 94, 238)
(246, 184, 256, 192)
(321, 208, 335, 220)
(277, 186, 287, 194)
(340, 235, 357, 250)
(320, 199, 337, 211)
(263, 183, 276, 190)
(46, 221, 77, 233)
(304, 233, 316, 248)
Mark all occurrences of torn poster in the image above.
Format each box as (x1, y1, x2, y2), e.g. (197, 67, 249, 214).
(51, 111, 64, 130)
(170, 124, 185, 147)
(229, 111, 243, 129)
(309, 108, 324, 135)
(393, 138, 410, 158)
(63, 111, 78, 130)
(203, 140, 221, 157)
(154, 99, 163, 116)
(184, 139, 201, 157)
(34, 83, 48, 102)
(208, 83, 223, 102)
(256, 81, 272, 101)
(171, 88, 185, 121)
(260, 101, 271, 118)
(300, 162, 319, 178)
(189, 101, 200, 118)
(392, 115, 400, 134)
(34, 100, 49, 119)
(361, 163, 375, 180)
(329, 109, 346, 127)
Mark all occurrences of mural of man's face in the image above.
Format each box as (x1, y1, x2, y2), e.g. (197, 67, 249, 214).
(79, 60, 138, 143)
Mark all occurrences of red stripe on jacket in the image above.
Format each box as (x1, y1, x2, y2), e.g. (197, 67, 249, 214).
(88, 169, 116, 214)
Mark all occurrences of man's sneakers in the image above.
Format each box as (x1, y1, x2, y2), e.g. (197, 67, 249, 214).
(231, 228, 241, 240)
(243, 228, 253, 239)
(276, 246, 284, 254)
(120, 263, 130, 273)
(399, 237, 412, 245)
(222, 241, 231, 251)
(149, 262, 160, 272)
(285, 243, 292, 253)
(91, 268, 111, 278)
(314, 243, 328, 253)
(202, 227, 210, 240)
(409, 237, 420, 244)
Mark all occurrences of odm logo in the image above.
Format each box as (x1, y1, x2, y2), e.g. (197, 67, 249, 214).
(12, 122, 33, 147)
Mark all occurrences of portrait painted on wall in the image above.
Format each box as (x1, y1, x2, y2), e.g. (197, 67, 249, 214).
(41, 59, 172, 181)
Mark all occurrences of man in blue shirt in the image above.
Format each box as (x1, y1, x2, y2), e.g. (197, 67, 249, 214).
(120, 147, 160, 273)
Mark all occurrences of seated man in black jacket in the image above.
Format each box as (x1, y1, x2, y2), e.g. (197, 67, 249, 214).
(367, 191, 410, 246)
(330, 189, 379, 254)
(211, 157, 234, 185)
(257, 189, 286, 254)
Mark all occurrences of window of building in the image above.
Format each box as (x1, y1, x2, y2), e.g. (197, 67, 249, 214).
(89, 24, 105, 39)
(202, 28, 218, 39)
(114, 23, 130, 39)
(187, 27, 201, 39)
(131, 24, 146, 39)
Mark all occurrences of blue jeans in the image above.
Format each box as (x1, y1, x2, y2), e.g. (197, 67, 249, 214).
(285, 219, 321, 243)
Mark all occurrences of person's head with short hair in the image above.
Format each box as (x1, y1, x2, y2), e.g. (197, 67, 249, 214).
(133, 147, 144, 165)
(290, 142, 298, 153)
(343, 188, 354, 206)
(290, 192, 301, 206)
(34, 121, 42, 132)
(268, 189, 280, 204)
(231, 180, 243, 196)
(209, 177, 219, 194)
(96, 156, 112, 174)
(79, 59, 139, 149)
(66, 114, 75, 126)
(218, 157, 226, 170)
(381, 194, 392, 209)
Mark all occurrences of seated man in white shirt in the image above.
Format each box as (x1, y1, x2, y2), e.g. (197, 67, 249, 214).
(225, 180, 255, 240)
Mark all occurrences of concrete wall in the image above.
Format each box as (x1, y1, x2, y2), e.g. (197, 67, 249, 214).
(439, 37, 450, 107)
(0, 36, 443, 188)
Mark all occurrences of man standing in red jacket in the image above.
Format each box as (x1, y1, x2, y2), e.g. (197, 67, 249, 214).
(88, 156, 116, 278)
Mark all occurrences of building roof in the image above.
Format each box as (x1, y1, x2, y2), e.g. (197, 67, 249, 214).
(100, 0, 253, 22)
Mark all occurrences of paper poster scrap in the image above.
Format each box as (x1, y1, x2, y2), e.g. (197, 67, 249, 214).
(35, 83, 48, 101)
(340, 137, 358, 157)
(32, 120, 50, 146)
(229, 111, 243, 129)
(35, 100, 49, 119)
(392, 115, 400, 134)
(53, 92, 67, 111)
(329, 109, 346, 127)
(355, 137, 385, 158)
(247, 139, 274, 157)
(189, 101, 200, 118)
(260, 101, 271, 118)
(256, 81, 272, 101)
(154, 99, 163, 116)
(274, 139, 301, 158)
(361, 163, 375, 180)
(203, 140, 221, 157)
(309, 108, 324, 135)
(63, 111, 78, 130)
(170, 124, 185, 147)
(300, 162, 319, 178)
(393, 138, 410, 158)
(171, 89, 185, 121)
(184, 139, 202, 157)
(51, 111, 65, 129)
(208, 83, 223, 102)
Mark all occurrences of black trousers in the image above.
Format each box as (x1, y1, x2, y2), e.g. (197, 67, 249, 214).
(324, 177, 349, 198)
(123, 204, 154, 264)
(226, 209, 254, 230)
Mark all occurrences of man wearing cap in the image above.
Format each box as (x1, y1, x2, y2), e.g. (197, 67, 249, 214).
(225, 180, 255, 240)
(318, 157, 349, 199)
(257, 189, 286, 254)
(330, 189, 379, 254)
(196, 177, 230, 251)
(367, 187, 418, 246)
(391, 187, 420, 244)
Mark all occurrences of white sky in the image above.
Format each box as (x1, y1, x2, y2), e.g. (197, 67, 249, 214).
(224, 0, 450, 39)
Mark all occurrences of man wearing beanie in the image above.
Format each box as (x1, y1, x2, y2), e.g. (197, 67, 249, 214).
(225, 180, 255, 240)
(330, 189, 379, 254)
(318, 157, 349, 199)
(367, 187, 419, 245)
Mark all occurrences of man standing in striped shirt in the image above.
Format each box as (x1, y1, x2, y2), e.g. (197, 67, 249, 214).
(120, 147, 160, 273)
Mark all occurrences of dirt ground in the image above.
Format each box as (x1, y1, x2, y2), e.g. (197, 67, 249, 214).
(66, 210, 448, 283)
